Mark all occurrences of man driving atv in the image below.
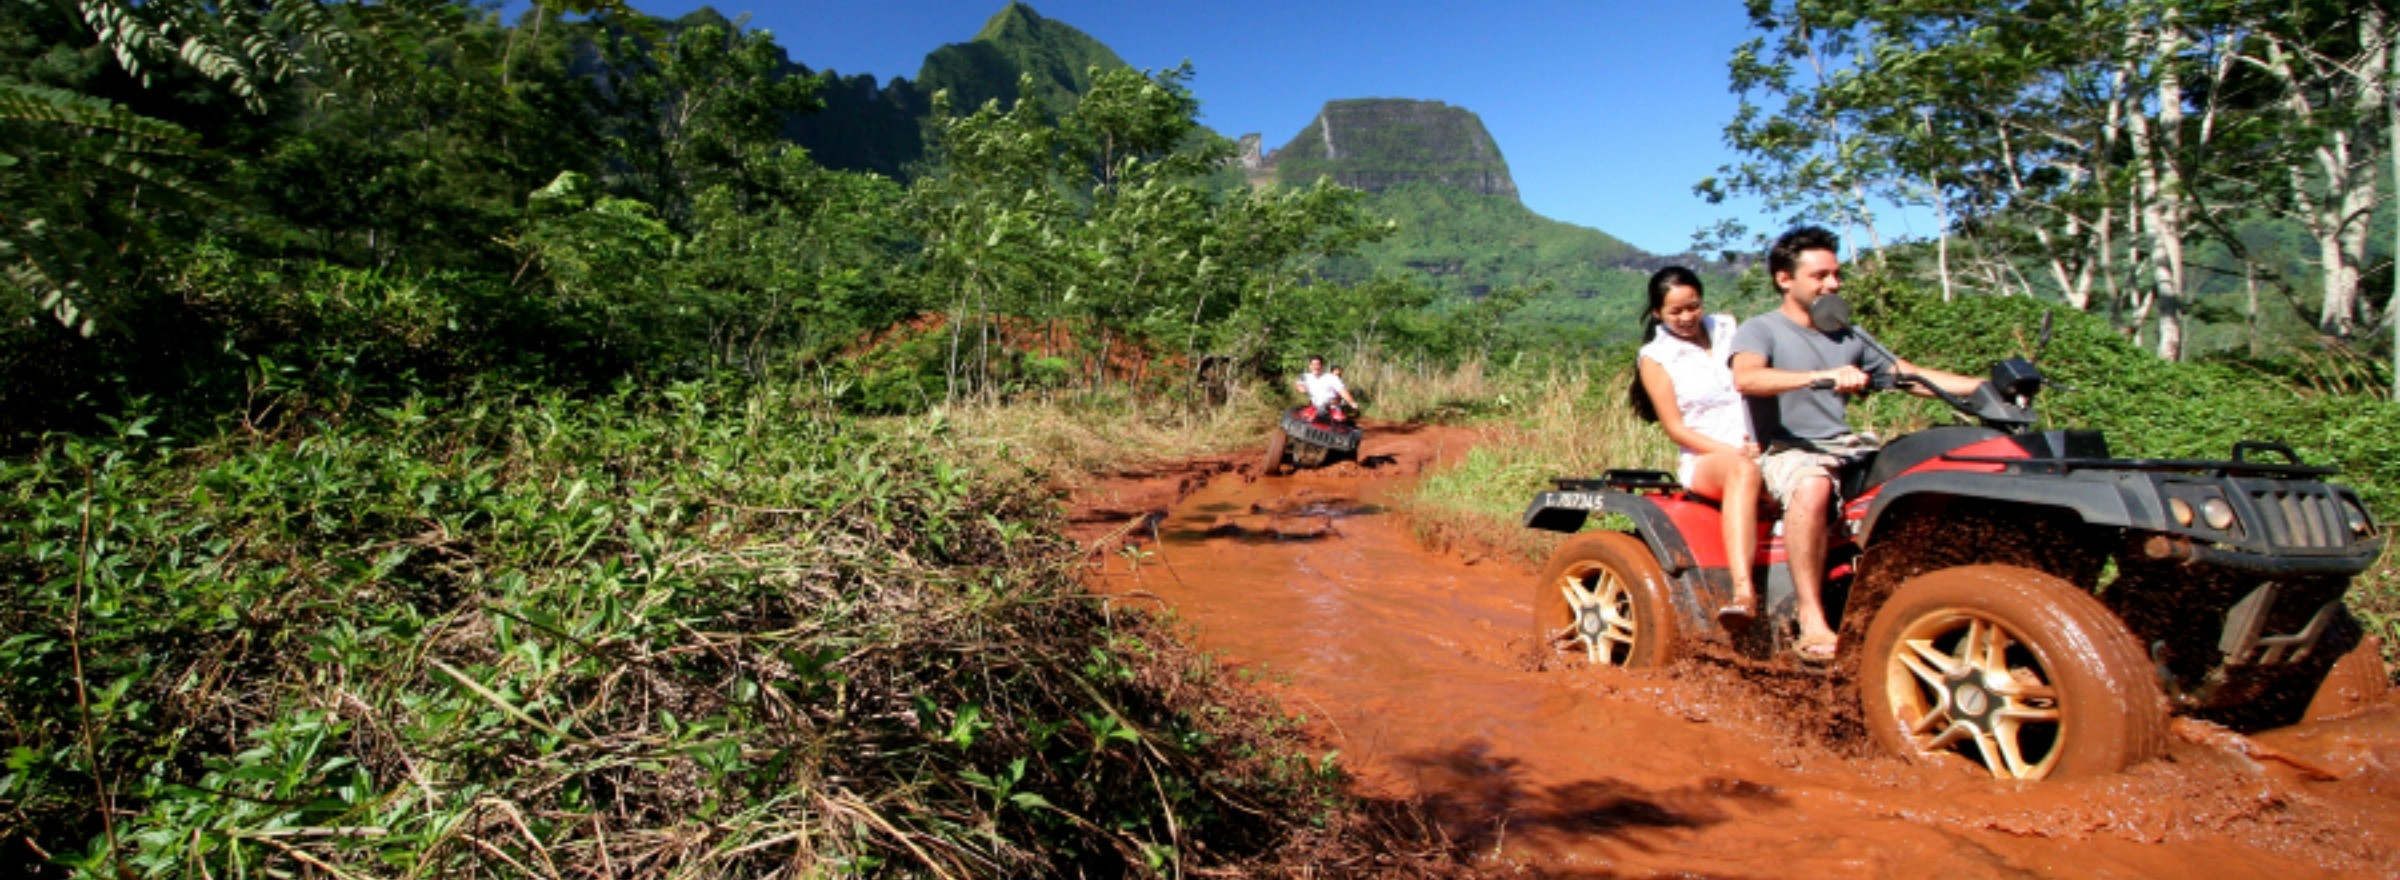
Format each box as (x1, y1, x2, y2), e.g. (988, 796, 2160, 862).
(1730, 226, 1984, 663)
(1294, 355, 1358, 424)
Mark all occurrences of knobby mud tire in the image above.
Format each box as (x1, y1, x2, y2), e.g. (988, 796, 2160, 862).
(1531, 531, 1680, 668)
(1260, 429, 1287, 477)
(1861, 565, 2167, 780)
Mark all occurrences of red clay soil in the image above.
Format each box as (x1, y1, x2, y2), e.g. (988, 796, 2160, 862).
(1067, 421, 2400, 879)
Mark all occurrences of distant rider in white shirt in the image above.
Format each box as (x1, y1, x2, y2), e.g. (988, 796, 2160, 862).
(1294, 355, 1357, 423)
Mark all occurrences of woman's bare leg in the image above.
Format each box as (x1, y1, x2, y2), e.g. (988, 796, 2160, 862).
(1688, 451, 1763, 617)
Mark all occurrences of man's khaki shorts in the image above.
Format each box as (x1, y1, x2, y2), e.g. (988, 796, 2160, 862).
(1757, 436, 1879, 506)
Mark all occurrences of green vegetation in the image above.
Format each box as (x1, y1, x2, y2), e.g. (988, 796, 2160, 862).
(0, 380, 1350, 876)
(10, 0, 2399, 873)
(1712, 0, 2398, 372)
(1337, 182, 1734, 350)
(1394, 356, 1671, 563)
(921, 1, 1128, 118)
(0, 3, 1510, 876)
(790, 1, 1137, 180)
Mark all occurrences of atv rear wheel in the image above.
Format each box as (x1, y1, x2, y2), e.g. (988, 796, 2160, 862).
(1531, 531, 1679, 668)
(1260, 429, 1287, 476)
(1862, 565, 2166, 780)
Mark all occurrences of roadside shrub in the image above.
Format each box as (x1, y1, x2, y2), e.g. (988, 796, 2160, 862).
(0, 378, 1341, 877)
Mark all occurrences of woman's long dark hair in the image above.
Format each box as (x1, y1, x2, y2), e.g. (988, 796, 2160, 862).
(1629, 266, 1706, 423)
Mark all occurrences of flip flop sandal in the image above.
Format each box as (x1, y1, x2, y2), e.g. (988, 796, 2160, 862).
(1715, 596, 1757, 630)
(1792, 633, 1839, 665)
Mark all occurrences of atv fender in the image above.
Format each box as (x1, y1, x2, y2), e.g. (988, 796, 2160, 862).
(1523, 490, 1698, 575)
(1859, 471, 2149, 544)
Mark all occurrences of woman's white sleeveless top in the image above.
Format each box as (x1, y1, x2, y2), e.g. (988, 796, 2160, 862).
(1638, 314, 1751, 484)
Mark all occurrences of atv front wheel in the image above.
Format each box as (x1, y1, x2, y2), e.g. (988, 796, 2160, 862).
(1531, 531, 1679, 668)
(1261, 429, 1287, 476)
(1862, 565, 2166, 780)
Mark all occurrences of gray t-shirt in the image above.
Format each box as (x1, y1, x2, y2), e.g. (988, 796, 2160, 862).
(1730, 310, 1894, 445)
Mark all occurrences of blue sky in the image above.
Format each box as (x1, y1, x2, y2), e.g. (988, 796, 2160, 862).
(562, 0, 1936, 256)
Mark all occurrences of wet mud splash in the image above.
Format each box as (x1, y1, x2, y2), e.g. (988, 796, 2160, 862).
(1068, 422, 2400, 878)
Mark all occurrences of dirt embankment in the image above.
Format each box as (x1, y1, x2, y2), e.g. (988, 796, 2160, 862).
(1068, 421, 2400, 879)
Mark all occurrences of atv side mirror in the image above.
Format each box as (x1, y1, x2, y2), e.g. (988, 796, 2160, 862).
(1809, 293, 1853, 334)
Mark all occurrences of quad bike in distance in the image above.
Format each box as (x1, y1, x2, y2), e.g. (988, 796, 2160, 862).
(1520, 297, 2388, 780)
(1262, 401, 1362, 476)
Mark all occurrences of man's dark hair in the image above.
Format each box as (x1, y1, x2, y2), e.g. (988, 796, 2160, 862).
(1767, 226, 1840, 291)
(1307, 355, 1325, 366)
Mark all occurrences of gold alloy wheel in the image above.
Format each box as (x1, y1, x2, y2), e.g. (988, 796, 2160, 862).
(1556, 561, 1639, 666)
(1883, 610, 2065, 779)
(1862, 566, 2164, 781)
(1530, 531, 1678, 669)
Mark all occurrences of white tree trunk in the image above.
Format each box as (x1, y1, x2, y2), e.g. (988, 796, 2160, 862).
(2261, 24, 2384, 339)
(2127, 21, 2188, 361)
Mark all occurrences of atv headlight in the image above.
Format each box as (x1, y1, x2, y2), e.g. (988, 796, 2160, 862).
(2168, 498, 2195, 527)
(2201, 497, 2238, 531)
(2342, 498, 2374, 536)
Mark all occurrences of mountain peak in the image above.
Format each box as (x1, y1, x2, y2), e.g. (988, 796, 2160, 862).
(974, 2, 1048, 42)
(919, 2, 1127, 116)
(1265, 99, 1519, 200)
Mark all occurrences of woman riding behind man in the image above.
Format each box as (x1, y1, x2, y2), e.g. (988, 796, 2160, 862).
(1630, 267, 1764, 628)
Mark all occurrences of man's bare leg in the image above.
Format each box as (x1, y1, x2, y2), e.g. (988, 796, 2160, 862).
(1784, 473, 1837, 647)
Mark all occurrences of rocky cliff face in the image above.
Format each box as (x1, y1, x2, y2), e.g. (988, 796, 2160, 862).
(1263, 99, 1518, 200)
(786, 2, 1127, 180)
(784, 70, 929, 177)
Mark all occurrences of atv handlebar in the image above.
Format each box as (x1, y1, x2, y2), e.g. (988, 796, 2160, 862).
(1892, 372, 1965, 408)
(1896, 372, 2037, 430)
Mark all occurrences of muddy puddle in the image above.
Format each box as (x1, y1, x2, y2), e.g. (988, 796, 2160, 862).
(1069, 424, 2400, 878)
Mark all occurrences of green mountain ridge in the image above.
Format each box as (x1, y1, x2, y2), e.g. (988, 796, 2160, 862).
(782, 2, 1128, 177)
(772, 2, 1715, 344)
(919, 2, 1127, 118)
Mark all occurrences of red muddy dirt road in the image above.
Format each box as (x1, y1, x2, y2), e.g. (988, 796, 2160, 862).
(1068, 422, 2400, 879)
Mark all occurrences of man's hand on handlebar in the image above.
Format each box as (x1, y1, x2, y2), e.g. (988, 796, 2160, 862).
(1809, 365, 1872, 394)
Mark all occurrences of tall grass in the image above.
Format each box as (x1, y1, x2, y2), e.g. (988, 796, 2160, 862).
(1391, 359, 1677, 564)
(1338, 354, 1514, 425)
(944, 385, 1277, 488)
(0, 377, 1378, 878)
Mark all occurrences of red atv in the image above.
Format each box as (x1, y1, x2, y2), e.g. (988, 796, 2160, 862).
(1522, 297, 2387, 780)
(1262, 401, 1362, 475)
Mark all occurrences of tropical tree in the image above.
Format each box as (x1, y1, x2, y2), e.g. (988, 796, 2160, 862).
(1713, 0, 2399, 363)
(0, 83, 208, 335)
(595, 12, 823, 230)
(0, 0, 369, 333)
